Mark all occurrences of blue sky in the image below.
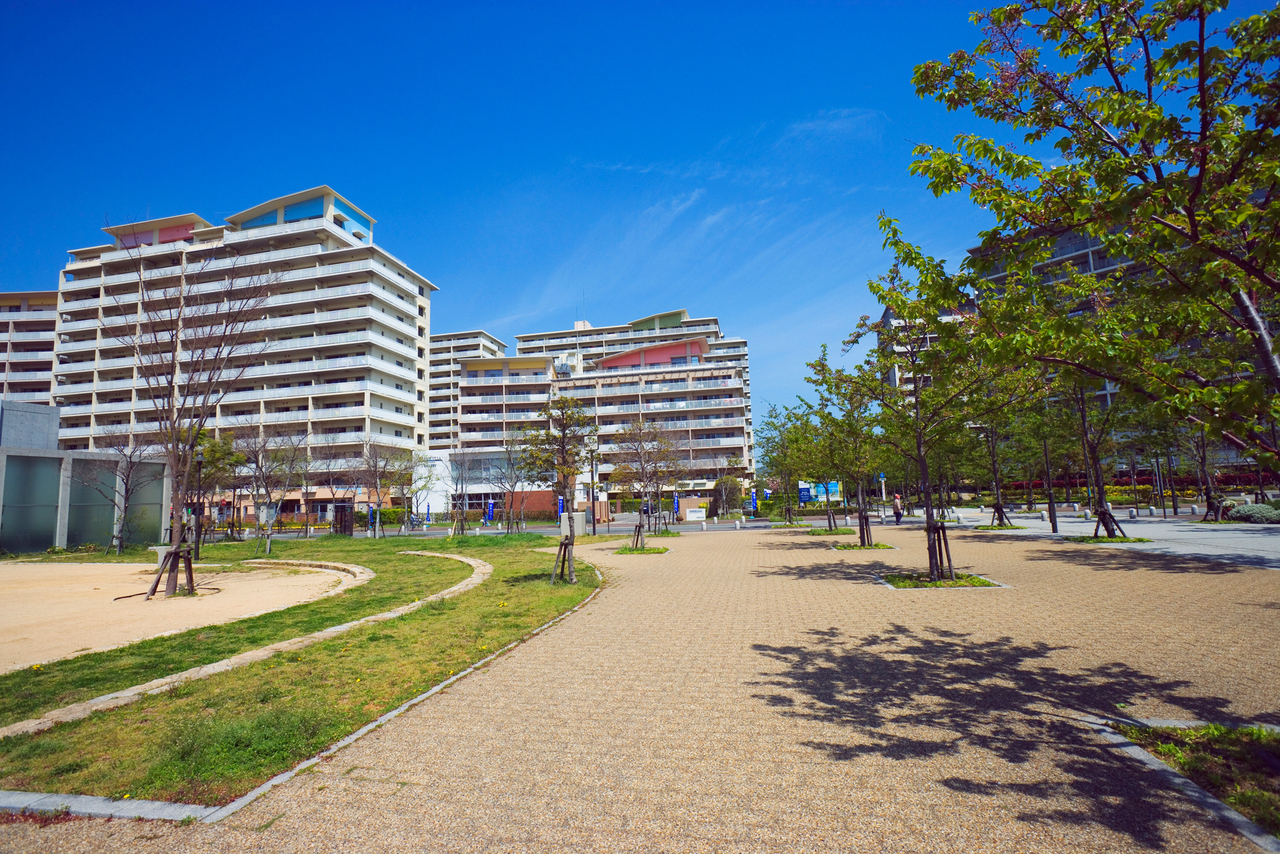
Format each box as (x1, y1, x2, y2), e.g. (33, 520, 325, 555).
(2, 0, 1010, 411)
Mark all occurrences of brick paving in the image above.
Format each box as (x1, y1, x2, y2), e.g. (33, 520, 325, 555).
(4, 528, 1278, 853)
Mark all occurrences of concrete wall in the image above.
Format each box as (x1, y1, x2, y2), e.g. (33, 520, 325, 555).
(0, 400, 61, 450)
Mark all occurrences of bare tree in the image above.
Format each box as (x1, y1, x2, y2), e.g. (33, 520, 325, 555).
(360, 438, 408, 538)
(492, 433, 537, 533)
(443, 448, 480, 537)
(111, 231, 275, 590)
(407, 451, 440, 531)
(609, 419, 683, 547)
(239, 430, 309, 555)
(313, 449, 358, 533)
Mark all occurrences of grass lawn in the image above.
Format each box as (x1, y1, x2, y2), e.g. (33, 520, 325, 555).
(833, 543, 895, 550)
(806, 527, 860, 536)
(650, 529, 682, 537)
(0, 533, 598, 805)
(973, 524, 1027, 530)
(881, 572, 997, 589)
(614, 546, 669, 555)
(1114, 723, 1280, 838)
(1064, 535, 1154, 543)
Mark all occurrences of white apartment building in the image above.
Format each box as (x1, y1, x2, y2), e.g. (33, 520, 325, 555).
(452, 310, 753, 507)
(0, 292, 57, 404)
(427, 330, 506, 451)
(52, 187, 435, 461)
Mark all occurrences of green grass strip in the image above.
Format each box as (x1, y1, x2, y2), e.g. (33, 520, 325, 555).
(973, 524, 1027, 530)
(0, 536, 597, 805)
(614, 546, 669, 555)
(832, 543, 895, 550)
(1114, 723, 1280, 838)
(806, 527, 860, 535)
(0, 535, 552, 727)
(882, 572, 997, 589)
(1063, 535, 1154, 543)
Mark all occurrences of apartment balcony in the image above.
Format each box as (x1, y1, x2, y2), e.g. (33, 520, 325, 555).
(8, 351, 55, 361)
(311, 431, 368, 445)
(311, 405, 368, 422)
(503, 412, 542, 421)
(0, 311, 58, 323)
(688, 436, 745, 448)
(218, 379, 414, 406)
(3, 391, 51, 402)
(690, 377, 741, 390)
(461, 375, 549, 386)
(642, 397, 744, 413)
(6, 370, 53, 381)
(6, 331, 56, 342)
(641, 381, 689, 393)
(370, 408, 415, 426)
(591, 403, 641, 415)
(59, 426, 93, 439)
(92, 400, 138, 414)
(460, 412, 505, 422)
(505, 393, 548, 404)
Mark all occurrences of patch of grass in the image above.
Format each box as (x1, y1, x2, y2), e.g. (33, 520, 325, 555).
(0, 539, 599, 805)
(772, 524, 811, 529)
(614, 546, 669, 555)
(436, 533, 557, 549)
(1063, 535, 1154, 543)
(1114, 723, 1280, 838)
(1190, 520, 1245, 524)
(881, 572, 997, 589)
(973, 524, 1027, 530)
(806, 527, 859, 536)
(832, 543, 895, 550)
(0, 536, 504, 727)
(650, 529, 682, 537)
(572, 534, 629, 544)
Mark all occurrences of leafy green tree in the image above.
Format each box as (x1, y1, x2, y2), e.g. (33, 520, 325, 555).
(756, 405, 806, 523)
(909, 0, 1280, 467)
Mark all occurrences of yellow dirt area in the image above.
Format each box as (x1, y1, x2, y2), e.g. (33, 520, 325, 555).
(0, 562, 341, 673)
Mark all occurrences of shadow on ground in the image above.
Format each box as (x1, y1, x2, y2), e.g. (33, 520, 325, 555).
(1019, 544, 1248, 575)
(749, 624, 1252, 847)
(751, 560, 909, 583)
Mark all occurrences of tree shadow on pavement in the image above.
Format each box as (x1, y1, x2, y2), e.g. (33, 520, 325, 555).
(1020, 545, 1248, 574)
(751, 560, 905, 583)
(757, 539, 844, 552)
(749, 624, 1252, 847)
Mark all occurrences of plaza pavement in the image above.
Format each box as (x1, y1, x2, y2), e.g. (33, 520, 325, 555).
(5, 527, 1277, 853)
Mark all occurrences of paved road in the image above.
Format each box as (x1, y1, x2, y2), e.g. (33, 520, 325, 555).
(9, 527, 1277, 852)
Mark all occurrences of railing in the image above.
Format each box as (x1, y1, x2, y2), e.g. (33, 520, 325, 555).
(460, 412, 505, 421)
(643, 382, 688, 393)
(460, 375, 550, 386)
(6, 370, 53, 381)
(7, 331, 56, 341)
(3, 392, 51, 402)
(8, 351, 55, 361)
(642, 397, 744, 412)
(591, 403, 641, 415)
(688, 436, 745, 448)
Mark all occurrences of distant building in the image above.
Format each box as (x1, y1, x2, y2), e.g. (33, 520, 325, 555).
(426, 330, 507, 451)
(438, 310, 752, 512)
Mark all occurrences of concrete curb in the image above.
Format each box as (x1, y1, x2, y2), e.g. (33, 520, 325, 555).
(0, 553, 488, 740)
(1079, 714, 1280, 852)
(0, 790, 215, 822)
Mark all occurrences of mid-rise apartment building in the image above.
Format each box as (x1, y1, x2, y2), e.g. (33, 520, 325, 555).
(445, 310, 753, 507)
(426, 330, 506, 451)
(51, 187, 435, 461)
(0, 292, 57, 404)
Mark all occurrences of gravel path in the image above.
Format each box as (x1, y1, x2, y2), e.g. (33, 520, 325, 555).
(4, 529, 1277, 853)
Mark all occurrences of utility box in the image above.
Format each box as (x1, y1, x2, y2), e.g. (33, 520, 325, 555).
(560, 511, 587, 537)
(333, 502, 355, 536)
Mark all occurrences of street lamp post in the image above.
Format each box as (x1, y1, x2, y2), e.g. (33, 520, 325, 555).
(194, 449, 205, 560)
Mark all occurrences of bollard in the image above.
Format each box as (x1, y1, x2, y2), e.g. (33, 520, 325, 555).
(1244, 497, 1252, 505)
(1040, 511, 1047, 522)
(1082, 509, 1091, 520)
(979, 505, 985, 513)
(735, 520, 740, 530)
(1072, 503, 1080, 512)
(1190, 504, 1199, 515)
(843, 515, 850, 526)
(714, 516, 718, 525)
(701, 521, 707, 531)
(1128, 508, 1137, 520)
(475, 527, 481, 536)
(1147, 506, 1155, 516)
(1106, 502, 1113, 512)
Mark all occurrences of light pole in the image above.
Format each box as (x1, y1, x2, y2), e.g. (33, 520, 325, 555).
(194, 449, 204, 560)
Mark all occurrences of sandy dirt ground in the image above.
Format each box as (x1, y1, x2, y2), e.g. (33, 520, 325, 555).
(0, 562, 341, 673)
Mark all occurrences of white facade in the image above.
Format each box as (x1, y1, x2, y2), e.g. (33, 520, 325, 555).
(426, 330, 507, 450)
(51, 187, 435, 459)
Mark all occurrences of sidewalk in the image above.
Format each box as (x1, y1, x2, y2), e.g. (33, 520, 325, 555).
(7, 528, 1276, 852)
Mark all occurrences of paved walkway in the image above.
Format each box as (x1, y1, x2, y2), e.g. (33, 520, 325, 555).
(6, 529, 1278, 853)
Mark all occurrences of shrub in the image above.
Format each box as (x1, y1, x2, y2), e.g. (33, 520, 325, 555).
(1226, 504, 1280, 524)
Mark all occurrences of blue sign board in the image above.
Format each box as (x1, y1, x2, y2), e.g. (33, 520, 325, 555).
(674, 495, 680, 513)
(798, 487, 812, 503)
(558, 496, 565, 515)
(764, 489, 772, 499)
(487, 500, 494, 521)
(750, 489, 757, 511)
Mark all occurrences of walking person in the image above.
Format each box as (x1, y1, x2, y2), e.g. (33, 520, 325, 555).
(892, 494, 903, 525)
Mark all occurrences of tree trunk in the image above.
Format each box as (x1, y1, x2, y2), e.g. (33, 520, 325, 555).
(917, 430, 942, 581)
(564, 483, 577, 584)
